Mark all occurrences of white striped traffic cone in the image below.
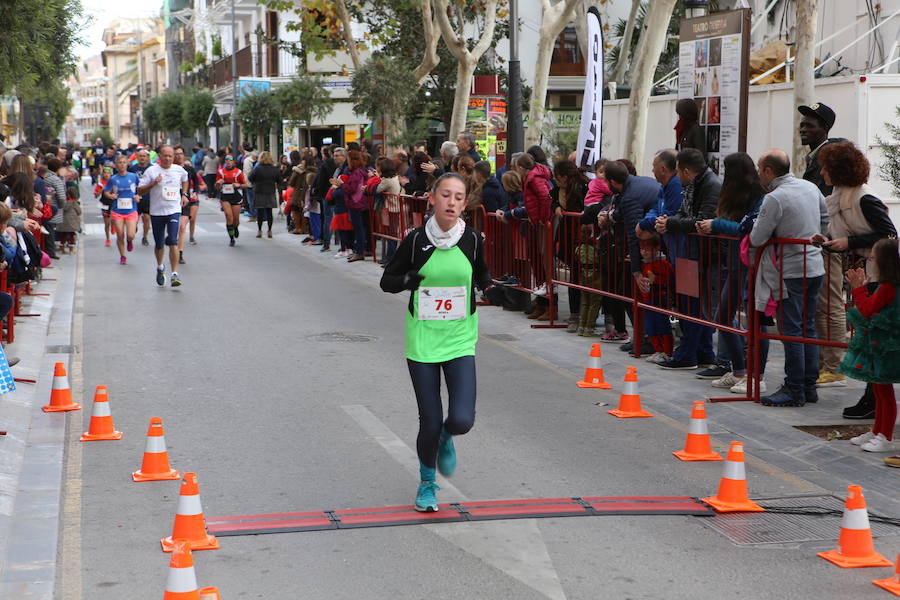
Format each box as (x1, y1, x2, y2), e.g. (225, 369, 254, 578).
(161, 473, 219, 552)
(701, 441, 764, 513)
(42, 362, 81, 412)
(80, 385, 123, 441)
(673, 401, 722, 461)
(163, 539, 200, 600)
(818, 485, 893, 568)
(132, 417, 180, 482)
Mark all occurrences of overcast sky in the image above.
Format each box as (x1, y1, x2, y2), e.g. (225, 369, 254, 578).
(75, 0, 163, 57)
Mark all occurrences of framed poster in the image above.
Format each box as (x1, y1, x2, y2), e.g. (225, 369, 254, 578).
(678, 9, 750, 174)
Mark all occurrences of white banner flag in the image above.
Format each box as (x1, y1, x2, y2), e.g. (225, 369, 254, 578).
(576, 7, 604, 171)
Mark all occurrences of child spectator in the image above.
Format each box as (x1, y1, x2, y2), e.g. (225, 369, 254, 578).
(56, 184, 82, 254)
(576, 224, 602, 336)
(841, 238, 900, 457)
(375, 158, 401, 265)
(639, 234, 675, 362)
(583, 159, 611, 207)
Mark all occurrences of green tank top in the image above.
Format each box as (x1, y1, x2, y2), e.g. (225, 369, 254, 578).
(405, 245, 478, 363)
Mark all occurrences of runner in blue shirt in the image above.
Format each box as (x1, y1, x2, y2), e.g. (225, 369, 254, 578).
(103, 155, 140, 265)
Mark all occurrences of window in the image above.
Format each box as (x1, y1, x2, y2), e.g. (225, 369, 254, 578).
(550, 26, 585, 76)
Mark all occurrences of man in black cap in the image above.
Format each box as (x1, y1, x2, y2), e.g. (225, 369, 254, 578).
(798, 102, 846, 196)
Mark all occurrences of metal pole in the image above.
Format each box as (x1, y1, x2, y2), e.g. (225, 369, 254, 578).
(230, 0, 239, 150)
(137, 27, 145, 143)
(506, 0, 524, 161)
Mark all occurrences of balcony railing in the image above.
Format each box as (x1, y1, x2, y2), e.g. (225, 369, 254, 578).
(209, 46, 253, 88)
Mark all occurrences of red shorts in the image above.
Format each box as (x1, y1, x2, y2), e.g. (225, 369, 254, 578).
(111, 211, 139, 222)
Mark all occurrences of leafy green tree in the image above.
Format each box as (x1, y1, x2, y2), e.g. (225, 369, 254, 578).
(350, 55, 418, 148)
(276, 73, 333, 145)
(89, 128, 113, 147)
(876, 107, 900, 198)
(234, 90, 282, 148)
(158, 89, 187, 133)
(143, 96, 162, 134)
(181, 88, 215, 133)
(0, 0, 84, 95)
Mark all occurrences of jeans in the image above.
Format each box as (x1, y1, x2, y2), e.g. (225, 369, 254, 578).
(716, 266, 747, 374)
(349, 208, 367, 256)
(244, 187, 257, 217)
(320, 200, 333, 249)
(407, 356, 476, 469)
(672, 294, 714, 364)
(777, 276, 823, 393)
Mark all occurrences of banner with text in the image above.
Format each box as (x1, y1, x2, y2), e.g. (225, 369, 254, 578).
(576, 6, 604, 172)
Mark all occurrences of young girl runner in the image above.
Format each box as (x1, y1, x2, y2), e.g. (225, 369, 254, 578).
(215, 155, 247, 246)
(95, 166, 113, 247)
(104, 155, 140, 264)
(842, 237, 900, 456)
(380, 173, 502, 512)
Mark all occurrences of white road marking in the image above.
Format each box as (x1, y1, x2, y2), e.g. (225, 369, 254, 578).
(342, 404, 567, 600)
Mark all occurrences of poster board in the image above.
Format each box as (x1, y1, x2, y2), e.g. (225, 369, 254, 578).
(466, 96, 507, 173)
(678, 9, 750, 174)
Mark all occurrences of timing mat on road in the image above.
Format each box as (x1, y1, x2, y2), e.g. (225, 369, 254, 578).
(207, 496, 713, 537)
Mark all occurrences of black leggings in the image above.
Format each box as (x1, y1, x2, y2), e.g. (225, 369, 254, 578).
(407, 356, 476, 469)
(256, 207, 273, 231)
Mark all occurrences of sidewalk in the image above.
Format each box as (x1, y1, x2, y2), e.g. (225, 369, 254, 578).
(0, 253, 78, 598)
(268, 221, 900, 517)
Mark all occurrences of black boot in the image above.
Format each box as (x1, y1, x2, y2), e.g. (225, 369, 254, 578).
(843, 385, 875, 419)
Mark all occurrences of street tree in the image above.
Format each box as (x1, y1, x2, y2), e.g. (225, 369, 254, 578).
(525, 0, 581, 147)
(181, 88, 215, 136)
(143, 96, 162, 136)
(350, 55, 419, 150)
(276, 73, 334, 146)
(434, 0, 500, 139)
(876, 107, 900, 198)
(234, 90, 283, 150)
(158, 89, 187, 134)
(611, 0, 640, 85)
(792, 0, 820, 175)
(623, 0, 677, 170)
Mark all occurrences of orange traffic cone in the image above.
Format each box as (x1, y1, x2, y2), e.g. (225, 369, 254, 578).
(701, 441, 764, 513)
(818, 485, 893, 568)
(162, 473, 219, 552)
(42, 362, 81, 412)
(873, 554, 900, 595)
(163, 539, 200, 600)
(80, 385, 123, 441)
(673, 401, 722, 461)
(608, 366, 652, 418)
(132, 417, 181, 482)
(199, 588, 222, 600)
(577, 343, 611, 389)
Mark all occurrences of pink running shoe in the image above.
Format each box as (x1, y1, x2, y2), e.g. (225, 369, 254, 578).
(120, 256, 127, 265)
(126, 240, 134, 252)
(600, 331, 629, 343)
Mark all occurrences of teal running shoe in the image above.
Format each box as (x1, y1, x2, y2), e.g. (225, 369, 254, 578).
(414, 481, 440, 512)
(437, 430, 457, 477)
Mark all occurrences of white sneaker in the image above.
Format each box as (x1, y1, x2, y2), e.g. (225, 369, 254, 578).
(711, 372, 742, 389)
(861, 433, 894, 452)
(334, 250, 350, 259)
(644, 352, 669, 365)
(532, 284, 547, 296)
(730, 378, 767, 394)
(850, 430, 876, 446)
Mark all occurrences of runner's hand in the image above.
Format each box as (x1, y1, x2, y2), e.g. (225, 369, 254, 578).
(403, 271, 425, 291)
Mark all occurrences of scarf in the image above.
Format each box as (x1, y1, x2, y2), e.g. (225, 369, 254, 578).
(425, 215, 465, 250)
(674, 118, 692, 145)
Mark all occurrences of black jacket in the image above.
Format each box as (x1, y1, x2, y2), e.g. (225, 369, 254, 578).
(312, 158, 336, 199)
(248, 164, 281, 197)
(380, 226, 492, 317)
(803, 137, 847, 196)
(665, 167, 721, 261)
(479, 177, 505, 213)
(677, 121, 706, 157)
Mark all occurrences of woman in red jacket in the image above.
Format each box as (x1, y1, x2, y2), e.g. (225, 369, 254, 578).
(515, 153, 553, 312)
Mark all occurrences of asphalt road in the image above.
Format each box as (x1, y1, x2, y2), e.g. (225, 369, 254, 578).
(67, 193, 896, 599)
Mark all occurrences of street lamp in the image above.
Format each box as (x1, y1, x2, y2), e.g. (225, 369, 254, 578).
(684, 0, 709, 19)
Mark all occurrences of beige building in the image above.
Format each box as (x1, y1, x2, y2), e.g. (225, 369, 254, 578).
(100, 18, 167, 144)
(65, 55, 108, 145)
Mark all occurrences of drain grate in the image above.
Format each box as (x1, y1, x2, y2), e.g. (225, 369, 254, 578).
(306, 332, 378, 343)
(46, 345, 78, 354)
(702, 495, 900, 546)
(484, 333, 517, 342)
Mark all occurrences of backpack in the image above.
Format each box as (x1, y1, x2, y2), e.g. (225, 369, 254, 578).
(9, 231, 42, 283)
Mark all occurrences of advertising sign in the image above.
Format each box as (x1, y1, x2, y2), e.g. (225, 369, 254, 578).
(678, 9, 751, 173)
(575, 6, 604, 171)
